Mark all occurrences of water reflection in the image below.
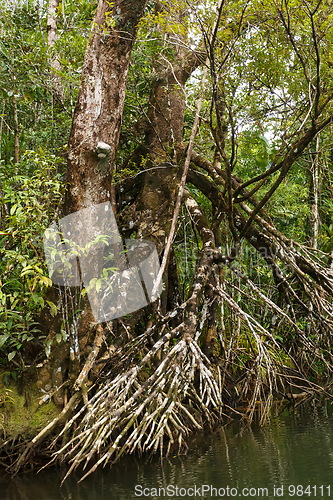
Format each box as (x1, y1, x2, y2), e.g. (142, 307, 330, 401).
(2, 400, 333, 500)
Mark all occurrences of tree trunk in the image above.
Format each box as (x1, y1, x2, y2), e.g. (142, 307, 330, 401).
(36, 0, 148, 407)
(47, 0, 63, 102)
(65, 0, 148, 214)
(117, 11, 199, 317)
(12, 93, 19, 165)
(47, 0, 59, 48)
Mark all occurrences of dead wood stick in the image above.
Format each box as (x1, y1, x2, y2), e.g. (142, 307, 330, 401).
(74, 324, 104, 391)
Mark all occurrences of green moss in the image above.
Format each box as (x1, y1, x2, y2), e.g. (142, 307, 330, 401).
(0, 373, 60, 440)
(30, 399, 59, 430)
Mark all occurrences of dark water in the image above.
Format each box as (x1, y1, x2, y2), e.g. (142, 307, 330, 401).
(1, 400, 333, 500)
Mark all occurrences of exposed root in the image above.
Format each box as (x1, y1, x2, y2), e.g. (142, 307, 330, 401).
(48, 325, 222, 483)
(5, 238, 333, 480)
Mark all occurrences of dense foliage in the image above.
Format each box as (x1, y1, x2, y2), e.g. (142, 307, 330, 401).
(0, 151, 65, 363)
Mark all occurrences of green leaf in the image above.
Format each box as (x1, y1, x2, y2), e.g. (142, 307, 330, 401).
(32, 294, 44, 308)
(21, 266, 35, 277)
(0, 335, 9, 348)
(8, 352, 16, 362)
(96, 279, 102, 293)
(46, 300, 58, 317)
(39, 276, 52, 287)
(10, 204, 17, 215)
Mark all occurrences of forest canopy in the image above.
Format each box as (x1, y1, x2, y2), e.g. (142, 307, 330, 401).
(1, 0, 333, 479)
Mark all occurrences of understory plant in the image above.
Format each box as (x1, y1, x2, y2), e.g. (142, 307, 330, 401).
(0, 150, 65, 364)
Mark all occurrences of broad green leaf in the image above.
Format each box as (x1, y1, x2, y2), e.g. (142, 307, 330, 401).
(46, 300, 58, 317)
(0, 335, 9, 348)
(39, 276, 52, 287)
(8, 352, 16, 362)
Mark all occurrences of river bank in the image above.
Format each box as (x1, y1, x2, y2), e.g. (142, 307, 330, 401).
(0, 364, 330, 479)
(1, 399, 332, 500)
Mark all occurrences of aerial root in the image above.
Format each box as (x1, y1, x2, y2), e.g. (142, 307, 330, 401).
(46, 326, 223, 483)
